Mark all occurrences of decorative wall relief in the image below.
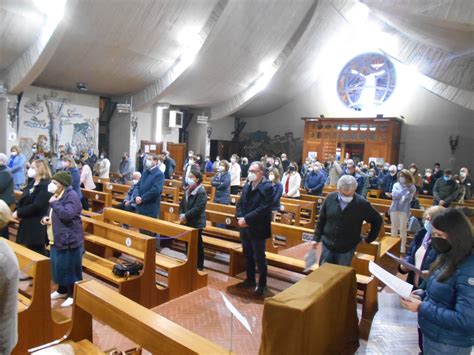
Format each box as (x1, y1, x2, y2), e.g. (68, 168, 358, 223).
(239, 130, 302, 162)
(18, 86, 99, 157)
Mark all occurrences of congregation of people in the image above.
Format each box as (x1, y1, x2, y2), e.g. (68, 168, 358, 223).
(0, 143, 473, 354)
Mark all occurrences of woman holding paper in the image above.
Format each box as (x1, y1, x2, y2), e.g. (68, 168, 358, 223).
(399, 206, 445, 288)
(401, 208, 474, 355)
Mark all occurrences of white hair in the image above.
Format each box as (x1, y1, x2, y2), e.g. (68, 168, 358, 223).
(132, 171, 141, 179)
(337, 175, 358, 191)
(0, 200, 11, 229)
(0, 153, 7, 165)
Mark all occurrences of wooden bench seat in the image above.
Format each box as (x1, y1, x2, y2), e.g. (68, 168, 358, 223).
(81, 188, 112, 212)
(81, 216, 166, 308)
(6, 240, 71, 354)
(97, 208, 207, 299)
(29, 280, 229, 354)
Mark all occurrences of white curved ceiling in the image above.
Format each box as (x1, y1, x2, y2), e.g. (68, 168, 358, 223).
(1, 0, 473, 113)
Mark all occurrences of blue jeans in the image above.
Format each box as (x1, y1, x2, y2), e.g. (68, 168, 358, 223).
(319, 245, 355, 267)
(241, 236, 267, 287)
(423, 336, 472, 355)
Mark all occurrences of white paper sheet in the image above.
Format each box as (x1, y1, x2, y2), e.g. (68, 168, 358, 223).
(369, 261, 413, 298)
(220, 292, 252, 333)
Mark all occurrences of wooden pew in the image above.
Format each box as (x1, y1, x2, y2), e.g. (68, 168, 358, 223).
(81, 188, 112, 212)
(162, 185, 180, 204)
(280, 197, 318, 228)
(165, 179, 183, 189)
(160, 201, 180, 222)
(103, 182, 130, 206)
(99, 208, 207, 298)
(6, 240, 70, 354)
(92, 176, 109, 191)
(30, 280, 229, 354)
(81, 216, 166, 308)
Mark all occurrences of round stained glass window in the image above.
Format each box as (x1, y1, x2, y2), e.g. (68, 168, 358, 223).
(337, 52, 396, 111)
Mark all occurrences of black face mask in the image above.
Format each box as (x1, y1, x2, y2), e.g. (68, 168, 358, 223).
(431, 237, 452, 254)
(289, 165, 295, 172)
(266, 162, 272, 168)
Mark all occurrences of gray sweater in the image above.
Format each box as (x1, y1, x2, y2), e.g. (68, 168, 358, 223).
(0, 239, 18, 354)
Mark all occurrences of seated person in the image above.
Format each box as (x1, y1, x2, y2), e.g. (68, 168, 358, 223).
(118, 172, 141, 212)
(420, 168, 435, 196)
(432, 169, 459, 207)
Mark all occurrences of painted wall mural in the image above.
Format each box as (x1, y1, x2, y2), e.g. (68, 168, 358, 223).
(239, 130, 302, 162)
(18, 86, 99, 158)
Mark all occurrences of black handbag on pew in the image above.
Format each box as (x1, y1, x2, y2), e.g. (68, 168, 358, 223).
(112, 261, 143, 278)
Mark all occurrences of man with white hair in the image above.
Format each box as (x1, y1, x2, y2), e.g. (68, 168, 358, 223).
(313, 175, 383, 266)
(0, 153, 14, 239)
(118, 171, 142, 212)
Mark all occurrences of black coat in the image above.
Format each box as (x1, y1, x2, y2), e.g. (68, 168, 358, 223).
(16, 179, 52, 247)
(0, 165, 14, 205)
(236, 179, 273, 240)
(179, 185, 207, 229)
(314, 192, 383, 253)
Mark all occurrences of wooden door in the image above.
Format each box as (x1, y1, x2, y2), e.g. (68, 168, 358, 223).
(167, 143, 186, 172)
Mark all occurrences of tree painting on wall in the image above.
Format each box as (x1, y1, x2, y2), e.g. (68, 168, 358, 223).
(240, 130, 302, 162)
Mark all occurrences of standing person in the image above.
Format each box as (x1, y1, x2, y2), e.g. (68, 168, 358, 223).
(268, 168, 283, 214)
(344, 161, 369, 198)
(204, 156, 214, 173)
(94, 152, 110, 178)
(432, 170, 459, 207)
(280, 153, 290, 171)
(13, 160, 52, 255)
(84, 148, 97, 171)
(211, 160, 231, 205)
(61, 157, 83, 203)
(389, 170, 417, 254)
(327, 159, 343, 186)
(236, 162, 273, 296)
(421, 168, 435, 196)
(183, 150, 195, 169)
(229, 154, 241, 195)
(381, 165, 398, 199)
(163, 151, 176, 179)
(241, 157, 250, 178)
(433, 162, 443, 181)
(273, 157, 284, 177)
(183, 155, 200, 187)
(458, 167, 472, 202)
(0, 200, 19, 354)
(401, 208, 474, 355)
(43, 171, 83, 308)
(409, 163, 423, 191)
(368, 168, 379, 190)
(179, 169, 206, 270)
(118, 152, 134, 183)
(135, 154, 164, 219)
(304, 164, 325, 196)
(312, 175, 383, 266)
(77, 159, 95, 190)
(0, 153, 14, 238)
(213, 156, 221, 172)
(136, 149, 147, 174)
(8, 146, 26, 189)
(281, 162, 301, 198)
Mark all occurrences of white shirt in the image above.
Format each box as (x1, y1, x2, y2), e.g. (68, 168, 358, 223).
(98, 158, 110, 178)
(281, 172, 301, 197)
(229, 163, 241, 186)
(80, 164, 96, 190)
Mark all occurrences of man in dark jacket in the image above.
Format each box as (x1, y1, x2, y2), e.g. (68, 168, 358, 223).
(135, 154, 164, 218)
(0, 153, 14, 238)
(380, 165, 398, 199)
(432, 170, 459, 207)
(343, 162, 369, 198)
(458, 167, 472, 201)
(163, 151, 176, 179)
(313, 175, 383, 266)
(304, 166, 326, 195)
(236, 162, 273, 296)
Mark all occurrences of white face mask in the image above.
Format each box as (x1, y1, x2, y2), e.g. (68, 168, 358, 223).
(27, 168, 37, 179)
(230, 157, 236, 163)
(48, 182, 58, 194)
(425, 172, 432, 177)
(218, 165, 225, 172)
(339, 193, 353, 203)
(132, 179, 139, 185)
(31, 148, 37, 153)
(247, 172, 257, 182)
(460, 172, 466, 178)
(399, 177, 406, 185)
(11, 151, 17, 156)
(409, 168, 416, 173)
(145, 159, 153, 168)
(186, 177, 195, 185)
(100, 155, 105, 159)
(188, 159, 195, 165)
(268, 174, 275, 182)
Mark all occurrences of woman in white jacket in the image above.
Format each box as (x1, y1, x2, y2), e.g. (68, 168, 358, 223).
(77, 160, 96, 190)
(229, 154, 241, 195)
(281, 162, 302, 198)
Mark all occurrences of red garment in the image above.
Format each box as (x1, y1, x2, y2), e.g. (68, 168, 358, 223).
(284, 173, 291, 193)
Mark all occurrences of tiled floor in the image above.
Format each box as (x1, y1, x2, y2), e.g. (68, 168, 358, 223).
(19, 241, 422, 354)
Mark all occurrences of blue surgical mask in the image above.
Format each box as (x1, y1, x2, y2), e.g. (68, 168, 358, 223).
(443, 175, 451, 181)
(399, 177, 406, 185)
(145, 160, 153, 169)
(186, 177, 195, 185)
(424, 220, 432, 235)
(339, 194, 353, 204)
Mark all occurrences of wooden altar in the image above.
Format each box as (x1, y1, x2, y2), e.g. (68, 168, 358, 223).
(302, 117, 402, 164)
